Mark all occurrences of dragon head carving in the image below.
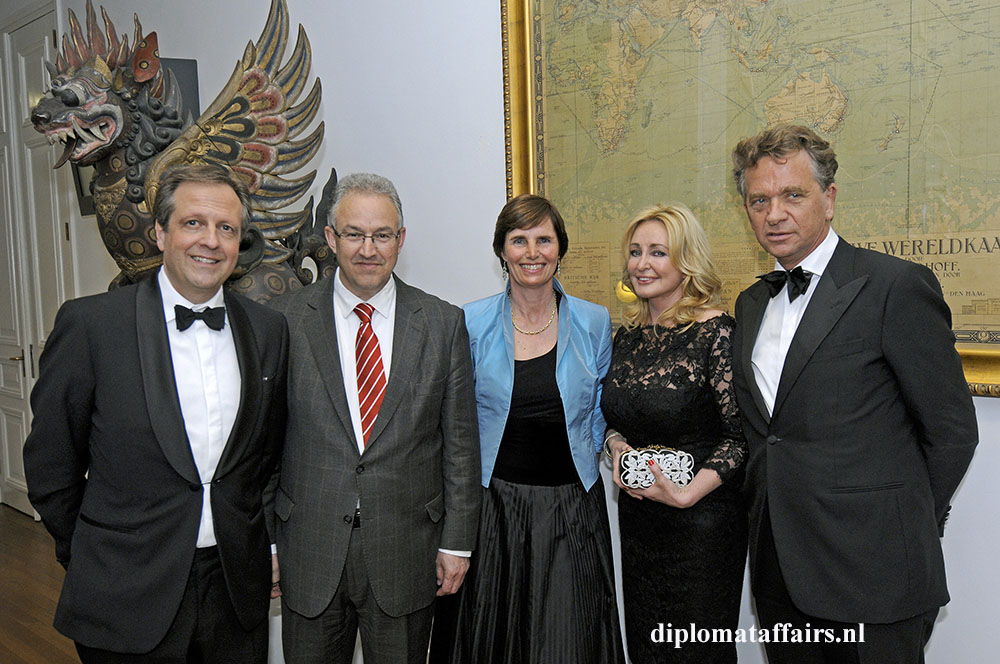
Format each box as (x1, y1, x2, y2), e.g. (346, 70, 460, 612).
(34, 55, 126, 169)
(31, 3, 188, 203)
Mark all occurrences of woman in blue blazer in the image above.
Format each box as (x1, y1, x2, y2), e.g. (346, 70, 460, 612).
(433, 194, 624, 663)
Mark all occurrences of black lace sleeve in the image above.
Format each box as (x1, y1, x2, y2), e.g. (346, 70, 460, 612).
(699, 317, 747, 482)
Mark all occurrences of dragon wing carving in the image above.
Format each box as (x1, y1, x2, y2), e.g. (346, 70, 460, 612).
(145, 0, 325, 287)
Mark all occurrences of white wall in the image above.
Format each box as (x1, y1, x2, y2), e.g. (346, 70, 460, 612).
(927, 396, 1000, 661)
(12, 1, 999, 662)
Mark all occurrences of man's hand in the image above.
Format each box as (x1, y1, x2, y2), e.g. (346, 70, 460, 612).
(435, 552, 470, 596)
(270, 553, 281, 599)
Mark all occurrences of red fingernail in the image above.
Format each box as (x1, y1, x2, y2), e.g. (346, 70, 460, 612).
(647, 459, 655, 467)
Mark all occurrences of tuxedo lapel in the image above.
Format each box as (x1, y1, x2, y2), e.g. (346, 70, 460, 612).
(740, 282, 772, 423)
(772, 240, 868, 415)
(303, 279, 358, 449)
(213, 291, 262, 479)
(365, 278, 422, 449)
(135, 278, 200, 484)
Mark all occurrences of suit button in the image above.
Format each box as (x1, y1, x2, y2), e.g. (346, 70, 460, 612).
(343, 514, 353, 524)
(766, 435, 779, 445)
(356, 465, 365, 474)
(189, 483, 201, 491)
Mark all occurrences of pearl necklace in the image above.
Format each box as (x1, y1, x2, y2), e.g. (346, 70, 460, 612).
(510, 293, 557, 335)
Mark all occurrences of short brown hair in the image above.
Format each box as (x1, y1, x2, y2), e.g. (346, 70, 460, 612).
(492, 194, 569, 268)
(153, 163, 252, 237)
(732, 124, 838, 198)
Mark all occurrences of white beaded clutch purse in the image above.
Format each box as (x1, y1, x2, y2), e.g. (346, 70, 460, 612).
(618, 446, 695, 489)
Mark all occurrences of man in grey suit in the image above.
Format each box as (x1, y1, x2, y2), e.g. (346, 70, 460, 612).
(730, 125, 977, 663)
(269, 172, 481, 663)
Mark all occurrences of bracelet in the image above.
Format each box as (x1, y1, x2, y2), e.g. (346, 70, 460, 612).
(603, 431, 623, 459)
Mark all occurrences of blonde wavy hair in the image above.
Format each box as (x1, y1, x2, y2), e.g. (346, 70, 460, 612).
(620, 204, 722, 329)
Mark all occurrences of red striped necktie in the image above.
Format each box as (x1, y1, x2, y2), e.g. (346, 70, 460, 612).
(354, 303, 386, 447)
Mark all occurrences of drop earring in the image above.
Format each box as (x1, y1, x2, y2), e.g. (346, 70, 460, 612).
(502, 261, 509, 280)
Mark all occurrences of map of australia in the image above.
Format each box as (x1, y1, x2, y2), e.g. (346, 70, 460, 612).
(532, 0, 1000, 342)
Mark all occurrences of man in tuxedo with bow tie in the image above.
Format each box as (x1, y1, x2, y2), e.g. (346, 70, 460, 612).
(730, 125, 977, 663)
(268, 172, 480, 664)
(24, 163, 288, 663)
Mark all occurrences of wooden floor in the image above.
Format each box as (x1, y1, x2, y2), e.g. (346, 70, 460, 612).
(0, 504, 77, 664)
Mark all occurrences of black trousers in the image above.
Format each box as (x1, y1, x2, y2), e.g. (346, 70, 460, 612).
(753, 508, 937, 664)
(76, 546, 267, 664)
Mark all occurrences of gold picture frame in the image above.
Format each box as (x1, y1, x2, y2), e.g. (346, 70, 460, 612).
(500, 0, 998, 395)
(502, 0, 532, 199)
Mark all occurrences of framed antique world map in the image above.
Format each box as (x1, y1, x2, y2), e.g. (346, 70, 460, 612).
(502, 0, 1000, 394)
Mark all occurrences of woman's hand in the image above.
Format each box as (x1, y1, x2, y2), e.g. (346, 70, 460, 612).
(625, 463, 722, 508)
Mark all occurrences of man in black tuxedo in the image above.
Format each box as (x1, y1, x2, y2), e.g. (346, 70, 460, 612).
(730, 125, 978, 663)
(23, 163, 288, 663)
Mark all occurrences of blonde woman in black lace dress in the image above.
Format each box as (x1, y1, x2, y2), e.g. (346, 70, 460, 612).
(601, 204, 747, 663)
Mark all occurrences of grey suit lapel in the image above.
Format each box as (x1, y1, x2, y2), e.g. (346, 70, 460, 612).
(365, 277, 422, 448)
(772, 240, 868, 415)
(135, 277, 200, 485)
(740, 282, 772, 423)
(214, 290, 262, 479)
(303, 278, 359, 450)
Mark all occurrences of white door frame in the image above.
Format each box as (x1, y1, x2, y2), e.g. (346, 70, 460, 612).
(1, 0, 75, 514)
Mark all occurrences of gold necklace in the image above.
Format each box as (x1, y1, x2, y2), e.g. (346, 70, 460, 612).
(510, 293, 557, 335)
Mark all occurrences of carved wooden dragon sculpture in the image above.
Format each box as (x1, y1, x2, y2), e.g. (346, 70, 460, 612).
(29, 0, 336, 301)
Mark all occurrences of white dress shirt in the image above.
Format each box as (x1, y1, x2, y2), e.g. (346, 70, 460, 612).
(159, 269, 241, 548)
(332, 269, 396, 454)
(751, 229, 840, 415)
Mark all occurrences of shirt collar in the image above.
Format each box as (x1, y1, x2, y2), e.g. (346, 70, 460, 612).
(158, 268, 226, 324)
(333, 268, 396, 321)
(773, 227, 840, 278)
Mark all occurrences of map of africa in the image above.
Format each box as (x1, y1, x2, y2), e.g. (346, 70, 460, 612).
(529, 0, 1000, 344)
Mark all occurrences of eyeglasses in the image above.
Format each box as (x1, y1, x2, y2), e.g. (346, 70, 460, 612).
(331, 229, 402, 246)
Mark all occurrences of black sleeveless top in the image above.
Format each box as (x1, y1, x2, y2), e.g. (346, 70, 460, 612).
(492, 344, 578, 486)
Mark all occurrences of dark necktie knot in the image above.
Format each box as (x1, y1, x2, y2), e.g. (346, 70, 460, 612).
(175, 305, 226, 331)
(757, 266, 812, 302)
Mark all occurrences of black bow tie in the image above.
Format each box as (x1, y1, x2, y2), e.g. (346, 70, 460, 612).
(175, 305, 226, 331)
(757, 266, 812, 302)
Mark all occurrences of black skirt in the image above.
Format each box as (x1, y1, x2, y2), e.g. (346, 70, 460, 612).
(431, 477, 625, 664)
